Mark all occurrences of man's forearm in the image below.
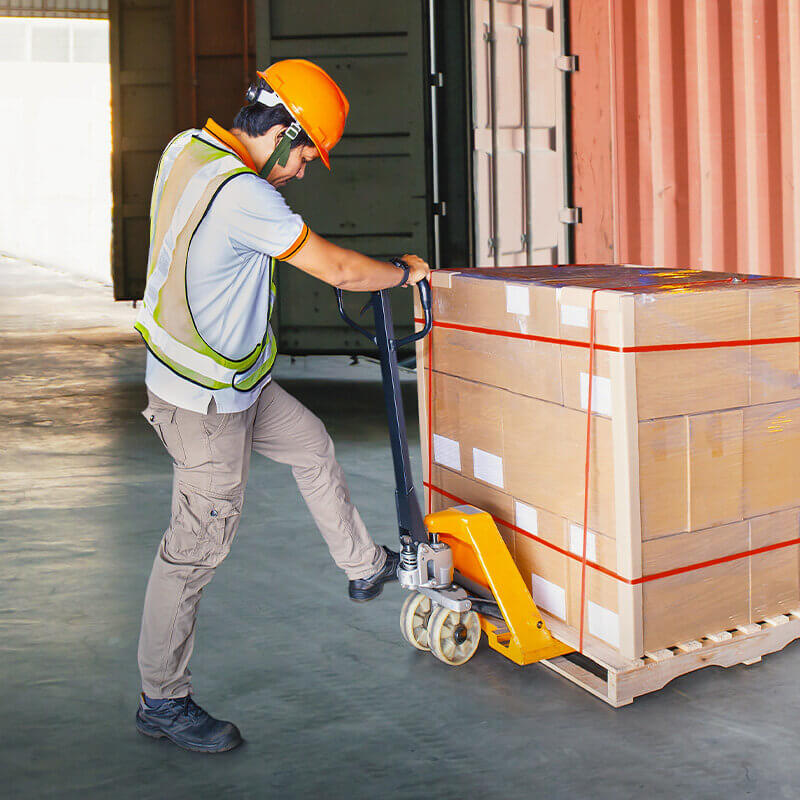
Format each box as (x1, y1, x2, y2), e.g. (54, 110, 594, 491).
(334, 249, 404, 291)
(287, 230, 427, 290)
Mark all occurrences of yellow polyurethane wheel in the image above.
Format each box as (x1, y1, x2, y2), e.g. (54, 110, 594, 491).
(427, 606, 481, 666)
(400, 591, 433, 651)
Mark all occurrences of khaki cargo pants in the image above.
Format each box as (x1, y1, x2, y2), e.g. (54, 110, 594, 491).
(138, 381, 386, 699)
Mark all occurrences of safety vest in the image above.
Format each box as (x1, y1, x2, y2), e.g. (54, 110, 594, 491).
(134, 131, 278, 392)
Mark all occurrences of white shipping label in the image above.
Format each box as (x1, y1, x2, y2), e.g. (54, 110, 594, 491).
(580, 373, 612, 416)
(432, 434, 461, 471)
(560, 304, 589, 328)
(472, 448, 504, 488)
(532, 574, 567, 620)
(515, 500, 539, 535)
(505, 285, 530, 316)
(588, 602, 620, 648)
(569, 524, 597, 562)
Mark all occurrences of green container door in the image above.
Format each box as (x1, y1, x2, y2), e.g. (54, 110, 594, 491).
(256, 0, 433, 354)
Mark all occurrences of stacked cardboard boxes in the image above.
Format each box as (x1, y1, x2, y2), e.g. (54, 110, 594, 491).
(415, 266, 800, 663)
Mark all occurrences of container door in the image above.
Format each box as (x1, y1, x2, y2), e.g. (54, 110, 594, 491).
(109, 0, 175, 300)
(110, 0, 255, 301)
(255, 0, 432, 354)
(471, 0, 572, 267)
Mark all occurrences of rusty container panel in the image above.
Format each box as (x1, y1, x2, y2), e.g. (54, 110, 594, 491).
(571, 0, 800, 278)
(174, 0, 256, 130)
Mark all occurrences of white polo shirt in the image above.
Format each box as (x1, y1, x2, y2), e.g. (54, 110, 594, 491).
(144, 119, 309, 414)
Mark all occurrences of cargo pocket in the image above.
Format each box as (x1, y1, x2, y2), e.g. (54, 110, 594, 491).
(165, 483, 243, 568)
(143, 403, 186, 466)
(201, 409, 231, 442)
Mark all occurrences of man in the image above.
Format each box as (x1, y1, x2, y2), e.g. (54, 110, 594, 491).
(133, 59, 430, 753)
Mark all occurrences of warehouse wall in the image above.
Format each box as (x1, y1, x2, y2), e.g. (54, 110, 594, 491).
(571, 0, 800, 278)
(0, 0, 106, 17)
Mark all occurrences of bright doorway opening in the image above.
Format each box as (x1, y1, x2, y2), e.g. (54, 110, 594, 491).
(0, 17, 112, 284)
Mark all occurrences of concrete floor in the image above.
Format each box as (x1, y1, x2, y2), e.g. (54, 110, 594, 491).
(2, 255, 800, 799)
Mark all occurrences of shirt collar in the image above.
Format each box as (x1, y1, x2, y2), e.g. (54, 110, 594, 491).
(202, 117, 258, 172)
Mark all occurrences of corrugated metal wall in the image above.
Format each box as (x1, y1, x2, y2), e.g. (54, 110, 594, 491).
(571, 0, 800, 278)
(0, 0, 106, 17)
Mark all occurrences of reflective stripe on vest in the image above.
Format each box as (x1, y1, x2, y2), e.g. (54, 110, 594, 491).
(135, 133, 277, 392)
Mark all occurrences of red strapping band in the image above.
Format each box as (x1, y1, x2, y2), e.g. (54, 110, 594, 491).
(423, 480, 800, 586)
(426, 308, 434, 514)
(577, 290, 600, 650)
(410, 322, 800, 354)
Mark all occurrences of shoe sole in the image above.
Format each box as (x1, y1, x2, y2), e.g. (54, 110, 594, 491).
(349, 582, 384, 603)
(136, 716, 243, 754)
(349, 556, 400, 602)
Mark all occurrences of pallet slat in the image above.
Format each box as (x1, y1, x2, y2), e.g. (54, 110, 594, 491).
(539, 613, 800, 707)
(706, 631, 733, 643)
(644, 648, 674, 662)
(736, 624, 761, 635)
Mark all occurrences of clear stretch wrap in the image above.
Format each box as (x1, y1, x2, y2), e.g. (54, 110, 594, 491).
(415, 266, 800, 662)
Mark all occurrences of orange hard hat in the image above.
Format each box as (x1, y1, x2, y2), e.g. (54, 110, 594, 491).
(258, 59, 349, 169)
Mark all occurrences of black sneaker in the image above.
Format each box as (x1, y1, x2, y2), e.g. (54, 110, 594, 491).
(348, 546, 399, 602)
(136, 694, 243, 753)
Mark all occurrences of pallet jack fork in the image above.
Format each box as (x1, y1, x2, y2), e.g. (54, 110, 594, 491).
(335, 279, 572, 667)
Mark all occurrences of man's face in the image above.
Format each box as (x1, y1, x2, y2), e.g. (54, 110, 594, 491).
(268, 143, 319, 187)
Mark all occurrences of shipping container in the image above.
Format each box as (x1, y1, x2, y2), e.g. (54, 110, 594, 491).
(570, 0, 800, 278)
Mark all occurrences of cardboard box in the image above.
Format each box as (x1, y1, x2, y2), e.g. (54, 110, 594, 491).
(743, 399, 800, 517)
(415, 266, 800, 662)
(748, 284, 800, 405)
(641, 523, 750, 650)
(749, 509, 800, 620)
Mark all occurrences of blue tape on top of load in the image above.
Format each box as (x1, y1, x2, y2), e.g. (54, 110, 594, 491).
(453, 265, 768, 292)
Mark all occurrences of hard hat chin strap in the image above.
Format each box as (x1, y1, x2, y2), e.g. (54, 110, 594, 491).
(259, 120, 302, 179)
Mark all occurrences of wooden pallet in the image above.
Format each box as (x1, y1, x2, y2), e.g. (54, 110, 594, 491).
(538, 610, 800, 707)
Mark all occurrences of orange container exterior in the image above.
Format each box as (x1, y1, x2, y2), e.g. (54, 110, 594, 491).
(570, 0, 800, 277)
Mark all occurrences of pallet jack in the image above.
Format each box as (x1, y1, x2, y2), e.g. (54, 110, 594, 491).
(335, 279, 573, 667)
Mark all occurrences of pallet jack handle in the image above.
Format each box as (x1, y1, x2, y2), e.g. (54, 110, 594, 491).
(334, 278, 433, 544)
(334, 278, 432, 349)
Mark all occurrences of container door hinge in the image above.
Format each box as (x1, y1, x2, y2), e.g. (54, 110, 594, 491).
(487, 236, 497, 253)
(556, 54, 579, 72)
(429, 72, 444, 88)
(559, 207, 582, 224)
(433, 201, 447, 217)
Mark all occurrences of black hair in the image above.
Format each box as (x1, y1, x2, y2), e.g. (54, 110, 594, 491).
(232, 77, 314, 149)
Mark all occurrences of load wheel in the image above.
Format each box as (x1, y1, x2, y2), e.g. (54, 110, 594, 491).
(427, 606, 481, 666)
(400, 591, 433, 651)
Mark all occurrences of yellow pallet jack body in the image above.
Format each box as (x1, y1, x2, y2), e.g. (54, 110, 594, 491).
(425, 505, 573, 665)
